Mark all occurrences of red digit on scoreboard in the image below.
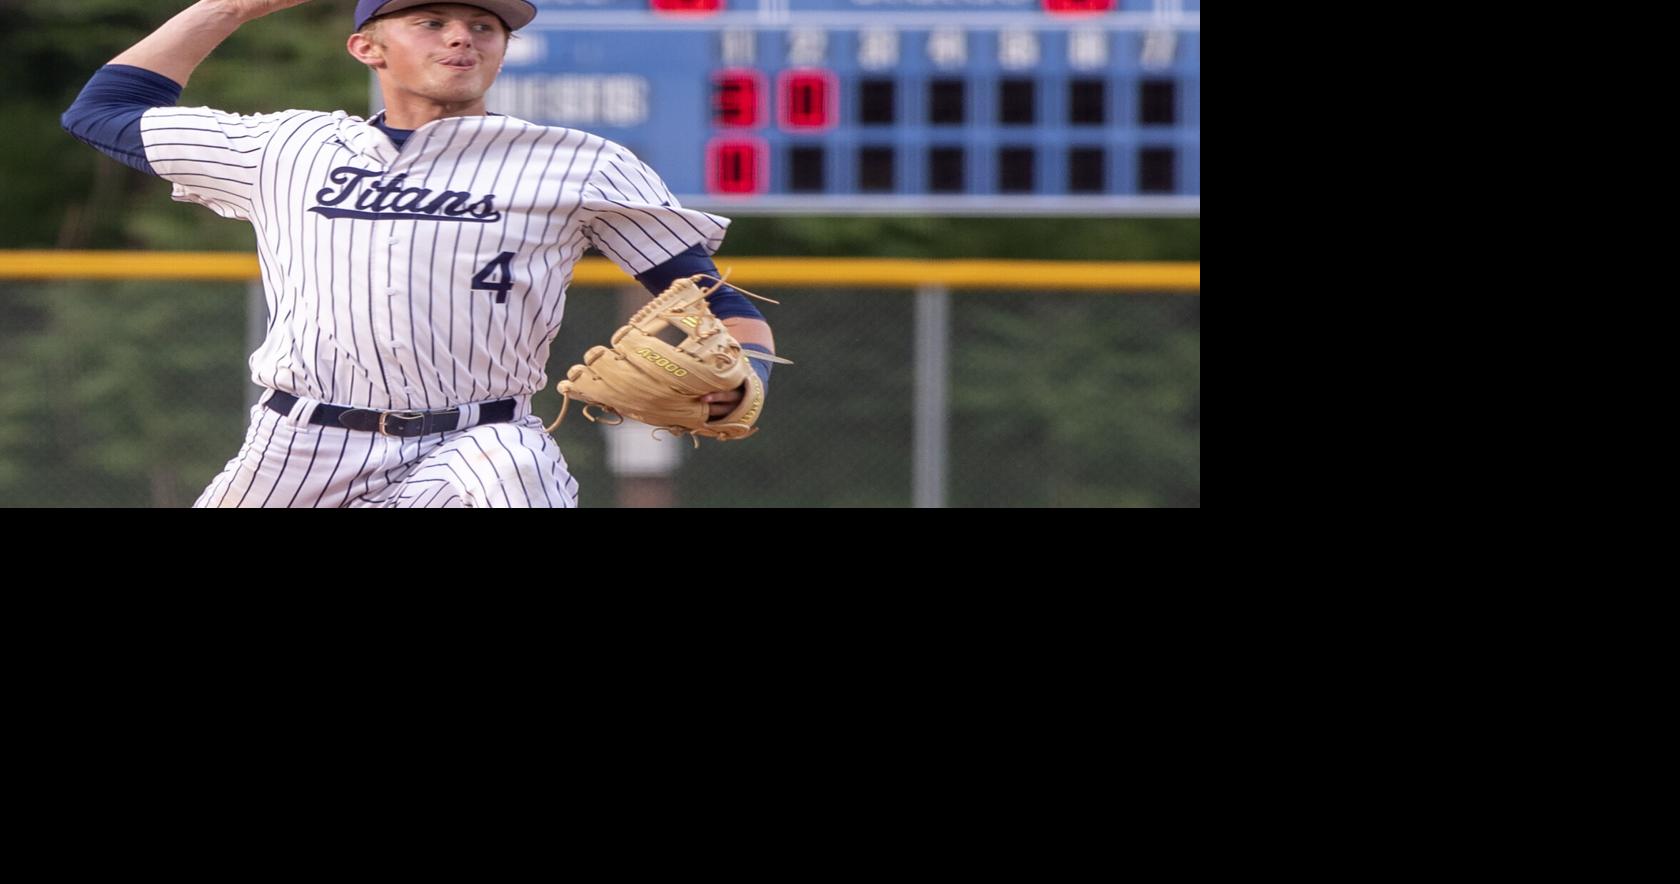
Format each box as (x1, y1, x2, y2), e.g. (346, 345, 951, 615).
(705, 139, 766, 194)
(650, 0, 724, 14)
(778, 70, 838, 131)
(1042, 0, 1115, 13)
(712, 70, 763, 128)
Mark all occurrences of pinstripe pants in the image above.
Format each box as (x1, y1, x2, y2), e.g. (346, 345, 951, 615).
(194, 394, 579, 508)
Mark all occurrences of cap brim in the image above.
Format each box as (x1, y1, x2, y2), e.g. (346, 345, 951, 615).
(364, 0, 537, 31)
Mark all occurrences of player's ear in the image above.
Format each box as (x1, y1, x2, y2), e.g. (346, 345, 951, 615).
(347, 32, 386, 69)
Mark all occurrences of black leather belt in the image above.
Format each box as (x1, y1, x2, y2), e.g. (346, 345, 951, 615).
(265, 391, 517, 437)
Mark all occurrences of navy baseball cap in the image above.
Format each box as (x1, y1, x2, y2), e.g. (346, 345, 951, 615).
(354, 1, 538, 32)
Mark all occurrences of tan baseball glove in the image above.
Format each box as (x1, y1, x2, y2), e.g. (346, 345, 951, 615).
(549, 274, 789, 442)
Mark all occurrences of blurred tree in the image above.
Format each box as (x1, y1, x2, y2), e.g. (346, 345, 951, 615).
(1, 0, 1201, 506)
(4, 1, 1201, 258)
(950, 294, 1200, 507)
(0, 282, 247, 506)
(721, 216, 1200, 262)
(3, 0, 365, 249)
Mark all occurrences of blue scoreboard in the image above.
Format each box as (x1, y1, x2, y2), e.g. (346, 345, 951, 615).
(477, 0, 1200, 215)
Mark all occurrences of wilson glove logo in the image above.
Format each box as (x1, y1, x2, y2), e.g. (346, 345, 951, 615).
(310, 168, 503, 222)
(635, 347, 689, 377)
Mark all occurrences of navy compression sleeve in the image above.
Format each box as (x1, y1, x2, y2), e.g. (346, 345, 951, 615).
(636, 243, 765, 322)
(61, 64, 184, 175)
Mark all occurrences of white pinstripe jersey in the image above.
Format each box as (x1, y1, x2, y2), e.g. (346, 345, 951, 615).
(139, 106, 730, 411)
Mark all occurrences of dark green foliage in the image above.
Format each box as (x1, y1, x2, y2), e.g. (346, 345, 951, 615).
(1, 1, 1200, 506)
(0, 281, 249, 506)
(2, 0, 366, 249)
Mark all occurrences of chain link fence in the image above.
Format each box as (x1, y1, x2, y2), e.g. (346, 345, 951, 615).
(0, 268, 1198, 507)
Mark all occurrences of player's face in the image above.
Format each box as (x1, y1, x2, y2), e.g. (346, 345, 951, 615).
(363, 5, 509, 108)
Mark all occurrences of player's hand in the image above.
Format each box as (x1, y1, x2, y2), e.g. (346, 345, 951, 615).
(701, 384, 746, 419)
(219, 0, 314, 23)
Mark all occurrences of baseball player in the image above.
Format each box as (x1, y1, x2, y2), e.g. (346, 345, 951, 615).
(60, 0, 779, 507)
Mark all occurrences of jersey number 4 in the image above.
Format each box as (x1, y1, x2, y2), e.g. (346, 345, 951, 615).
(472, 252, 518, 304)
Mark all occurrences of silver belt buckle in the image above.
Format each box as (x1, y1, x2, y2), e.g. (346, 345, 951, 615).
(379, 410, 427, 436)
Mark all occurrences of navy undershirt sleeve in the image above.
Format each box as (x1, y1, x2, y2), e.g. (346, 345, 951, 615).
(637, 244, 765, 322)
(61, 64, 184, 176)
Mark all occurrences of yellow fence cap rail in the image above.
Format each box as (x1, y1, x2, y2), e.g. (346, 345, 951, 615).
(0, 250, 260, 281)
(2, 252, 1198, 291)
